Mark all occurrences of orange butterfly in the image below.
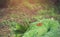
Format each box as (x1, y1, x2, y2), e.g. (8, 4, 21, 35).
(37, 23, 42, 26)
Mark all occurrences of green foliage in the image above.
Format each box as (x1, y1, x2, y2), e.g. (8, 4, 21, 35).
(1, 20, 27, 37)
(23, 19, 60, 37)
(0, 18, 60, 37)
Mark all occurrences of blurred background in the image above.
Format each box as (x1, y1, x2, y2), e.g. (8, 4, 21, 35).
(0, 0, 60, 37)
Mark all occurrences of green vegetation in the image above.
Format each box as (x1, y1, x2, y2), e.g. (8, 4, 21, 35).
(0, 0, 60, 37)
(23, 19, 60, 37)
(1, 19, 60, 37)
